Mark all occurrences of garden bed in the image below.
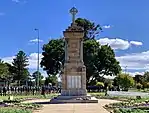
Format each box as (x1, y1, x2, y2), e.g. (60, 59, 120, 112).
(0, 97, 43, 113)
(104, 96, 149, 113)
(114, 108, 148, 113)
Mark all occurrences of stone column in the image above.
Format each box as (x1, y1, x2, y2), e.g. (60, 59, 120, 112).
(65, 39, 68, 62)
(80, 39, 83, 62)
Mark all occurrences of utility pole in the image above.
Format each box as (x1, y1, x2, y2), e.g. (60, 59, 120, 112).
(34, 28, 40, 87)
(125, 66, 127, 74)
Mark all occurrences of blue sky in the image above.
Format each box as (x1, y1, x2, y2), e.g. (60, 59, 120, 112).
(0, 0, 149, 76)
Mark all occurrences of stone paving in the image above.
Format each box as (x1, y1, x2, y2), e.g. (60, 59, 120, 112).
(24, 99, 119, 113)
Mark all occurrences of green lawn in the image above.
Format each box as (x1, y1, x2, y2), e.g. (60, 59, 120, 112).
(129, 88, 149, 92)
(0, 92, 105, 101)
(0, 93, 59, 101)
(0, 108, 32, 113)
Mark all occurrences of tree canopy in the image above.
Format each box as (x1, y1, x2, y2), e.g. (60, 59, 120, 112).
(44, 75, 57, 86)
(75, 18, 102, 39)
(12, 51, 29, 82)
(115, 73, 134, 91)
(32, 71, 44, 86)
(0, 59, 9, 80)
(133, 72, 149, 89)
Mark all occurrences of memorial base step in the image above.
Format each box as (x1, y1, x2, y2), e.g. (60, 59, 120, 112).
(50, 95, 98, 104)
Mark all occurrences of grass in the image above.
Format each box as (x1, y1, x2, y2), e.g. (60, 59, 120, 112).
(0, 94, 59, 113)
(0, 95, 38, 100)
(88, 92, 105, 96)
(0, 108, 32, 113)
(0, 92, 104, 101)
(0, 93, 59, 101)
(129, 88, 149, 93)
(0, 95, 46, 113)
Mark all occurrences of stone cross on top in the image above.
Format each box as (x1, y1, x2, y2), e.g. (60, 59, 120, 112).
(69, 7, 78, 24)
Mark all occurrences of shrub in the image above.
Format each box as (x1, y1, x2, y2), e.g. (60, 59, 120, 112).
(3, 99, 21, 103)
(136, 83, 143, 90)
(146, 82, 149, 89)
(116, 73, 135, 91)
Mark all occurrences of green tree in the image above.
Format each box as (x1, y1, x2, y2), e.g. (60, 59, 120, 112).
(4, 63, 17, 86)
(12, 51, 29, 85)
(32, 71, 44, 86)
(44, 75, 57, 86)
(41, 39, 64, 75)
(41, 18, 121, 85)
(136, 83, 142, 90)
(143, 72, 149, 82)
(5, 63, 16, 79)
(116, 73, 134, 91)
(113, 77, 119, 87)
(75, 18, 102, 39)
(104, 79, 113, 88)
(137, 72, 149, 89)
(0, 59, 9, 81)
(134, 74, 144, 83)
(146, 82, 149, 89)
(83, 39, 100, 85)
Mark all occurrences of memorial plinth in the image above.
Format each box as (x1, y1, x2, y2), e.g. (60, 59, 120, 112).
(50, 7, 98, 103)
(61, 22, 87, 97)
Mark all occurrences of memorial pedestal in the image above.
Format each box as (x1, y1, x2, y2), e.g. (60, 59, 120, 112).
(61, 89, 87, 96)
(50, 95, 98, 104)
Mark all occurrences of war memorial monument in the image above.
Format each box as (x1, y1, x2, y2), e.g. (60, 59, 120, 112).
(50, 7, 98, 103)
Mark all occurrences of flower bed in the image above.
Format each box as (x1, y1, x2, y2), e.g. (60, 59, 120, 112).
(114, 108, 148, 113)
(104, 97, 149, 113)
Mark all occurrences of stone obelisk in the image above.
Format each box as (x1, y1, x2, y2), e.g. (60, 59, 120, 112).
(61, 7, 87, 96)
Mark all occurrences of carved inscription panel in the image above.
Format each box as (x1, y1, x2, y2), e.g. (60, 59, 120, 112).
(67, 76, 81, 89)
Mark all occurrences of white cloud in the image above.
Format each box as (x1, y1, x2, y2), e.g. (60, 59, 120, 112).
(11, 0, 27, 4)
(103, 75, 116, 79)
(2, 56, 15, 64)
(130, 41, 143, 46)
(30, 69, 48, 77)
(2, 53, 43, 69)
(97, 38, 130, 50)
(97, 38, 142, 50)
(12, 0, 20, 3)
(116, 51, 149, 71)
(0, 12, 5, 16)
(103, 72, 144, 78)
(103, 25, 111, 29)
(1, 53, 50, 77)
(128, 72, 144, 77)
(28, 53, 43, 69)
(29, 39, 43, 43)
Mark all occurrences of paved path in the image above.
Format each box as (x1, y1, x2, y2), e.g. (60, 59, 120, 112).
(24, 99, 119, 113)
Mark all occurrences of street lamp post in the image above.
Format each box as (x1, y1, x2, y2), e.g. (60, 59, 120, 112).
(34, 28, 40, 87)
